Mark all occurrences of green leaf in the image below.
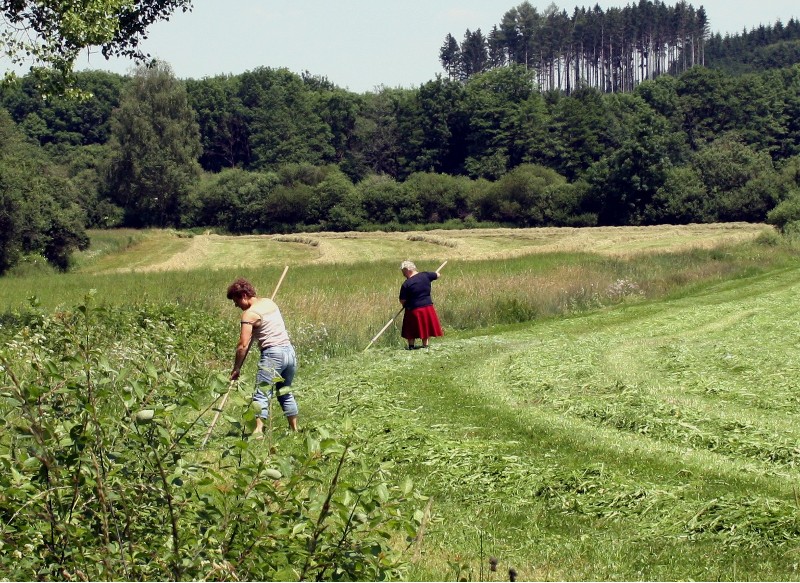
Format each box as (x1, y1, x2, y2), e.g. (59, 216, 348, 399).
(401, 477, 413, 496)
(376, 483, 390, 503)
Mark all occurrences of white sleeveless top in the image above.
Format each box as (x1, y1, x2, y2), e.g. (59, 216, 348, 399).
(245, 298, 291, 350)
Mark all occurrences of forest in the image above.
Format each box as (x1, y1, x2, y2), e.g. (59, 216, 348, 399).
(439, 0, 800, 90)
(1, 0, 800, 275)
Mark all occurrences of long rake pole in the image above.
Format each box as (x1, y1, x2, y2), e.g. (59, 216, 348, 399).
(201, 380, 233, 447)
(364, 307, 404, 352)
(202, 266, 290, 446)
(364, 260, 447, 351)
(271, 265, 289, 300)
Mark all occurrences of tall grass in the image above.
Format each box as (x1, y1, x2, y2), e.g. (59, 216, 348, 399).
(2, 237, 795, 363)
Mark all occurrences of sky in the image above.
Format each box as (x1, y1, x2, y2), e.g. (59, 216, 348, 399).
(73, 0, 800, 93)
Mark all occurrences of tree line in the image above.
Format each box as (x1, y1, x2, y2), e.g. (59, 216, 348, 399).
(441, 0, 710, 93)
(705, 18, 800, 73)
(1, 2, 800, 275)
(441, 1, 800, 92)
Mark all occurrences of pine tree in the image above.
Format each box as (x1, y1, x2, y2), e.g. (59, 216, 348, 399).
(439, 34, 461, 80)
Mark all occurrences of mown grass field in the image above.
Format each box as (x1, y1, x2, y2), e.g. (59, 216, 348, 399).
(330, 264, 800, 580)
(3, 223, 800, 580)
(65, 223, 767, 275)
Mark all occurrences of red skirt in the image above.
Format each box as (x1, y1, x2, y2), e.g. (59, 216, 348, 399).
(402, 305, 443, 341)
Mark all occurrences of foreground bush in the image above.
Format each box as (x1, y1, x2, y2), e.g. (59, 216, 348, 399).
(0, 294, 420, 581)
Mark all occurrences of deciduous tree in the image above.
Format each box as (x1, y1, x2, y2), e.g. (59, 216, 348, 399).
(237, 67, 334, 171)
(0, 110, 88, 273)
(1, 0, 192, 93)
(106, 61, 201, 227)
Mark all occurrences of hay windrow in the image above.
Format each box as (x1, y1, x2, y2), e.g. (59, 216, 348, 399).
(271, 234, 320, 247)
(405, 233, 459, 248)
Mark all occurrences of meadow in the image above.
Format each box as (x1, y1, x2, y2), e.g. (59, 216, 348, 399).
(2, 222, 800, 581)
(0, 222, 773, 347)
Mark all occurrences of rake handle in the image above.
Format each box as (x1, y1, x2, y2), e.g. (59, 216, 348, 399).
(201, 382, 233, 447)
(271, 265, 289, 300)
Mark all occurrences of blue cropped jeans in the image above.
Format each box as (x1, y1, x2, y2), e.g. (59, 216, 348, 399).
(253, 345, 298, 419)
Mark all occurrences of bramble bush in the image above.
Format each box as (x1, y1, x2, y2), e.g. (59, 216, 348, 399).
(0, 294, 422, 581)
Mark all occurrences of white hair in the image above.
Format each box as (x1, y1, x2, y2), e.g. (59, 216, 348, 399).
(400, 260, 416, 271)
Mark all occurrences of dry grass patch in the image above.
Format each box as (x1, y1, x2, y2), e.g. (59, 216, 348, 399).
(73, 223, 772, 275)
(308, 233, 448, 265)
(425, 223, 770, 259)
(79, 233, 319, 273)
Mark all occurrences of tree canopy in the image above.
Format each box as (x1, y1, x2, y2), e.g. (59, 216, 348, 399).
(106, 61, 201, 227)
(1, 0, 192, 92)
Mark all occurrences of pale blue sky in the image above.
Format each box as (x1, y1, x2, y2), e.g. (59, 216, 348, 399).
(76, 0, 799, 92)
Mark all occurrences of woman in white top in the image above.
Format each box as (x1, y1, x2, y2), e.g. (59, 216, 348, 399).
(227, 278, 299, 435)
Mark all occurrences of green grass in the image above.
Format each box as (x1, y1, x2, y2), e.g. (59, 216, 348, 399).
(70, 228, 154, 270)
(297, 263, 800, 580)
(3, 224, 800, 580)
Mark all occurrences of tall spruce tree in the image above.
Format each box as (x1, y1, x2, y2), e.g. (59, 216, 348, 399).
(459, 29, 490, 80)
(439, 34, 461, 80)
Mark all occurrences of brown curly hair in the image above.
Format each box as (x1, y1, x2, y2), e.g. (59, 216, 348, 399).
(226, 278, 257, 300)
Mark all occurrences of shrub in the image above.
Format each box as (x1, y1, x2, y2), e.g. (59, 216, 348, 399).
(0, 296, 421, 581)
(262, 184, 315, 230)
(766, 190, 800, 232)
(402, 172, 472, 223)
(310, 168, 356, 226)
(648, 166, 711, 224)
(182, 169, 279, 232)
(357, 175, 415, 224)
(474, 164, 571, 226)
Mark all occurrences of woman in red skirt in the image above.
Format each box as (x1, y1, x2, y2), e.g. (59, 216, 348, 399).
(399, 260, 443, 350)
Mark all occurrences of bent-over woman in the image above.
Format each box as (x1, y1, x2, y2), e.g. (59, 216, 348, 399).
(399, 260, 443, 350)
(227, 278, 299, 435)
